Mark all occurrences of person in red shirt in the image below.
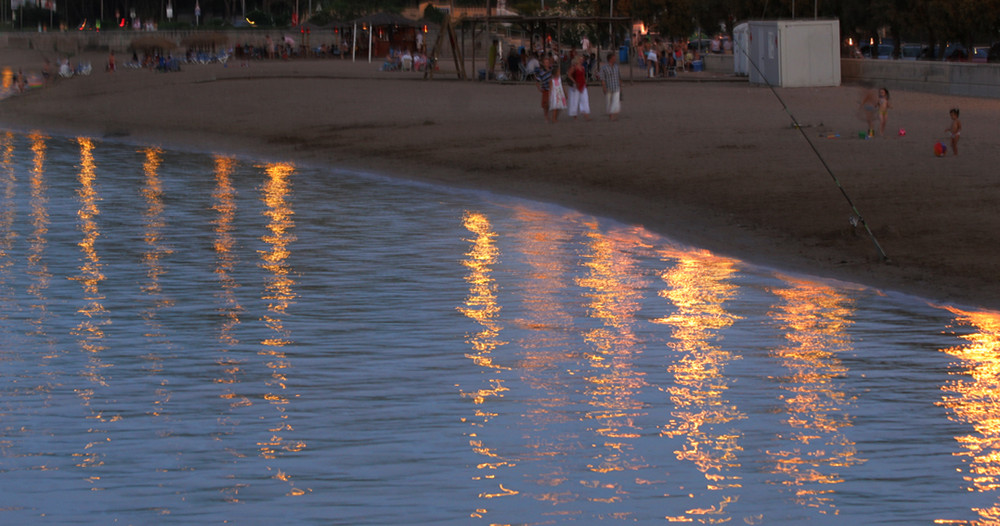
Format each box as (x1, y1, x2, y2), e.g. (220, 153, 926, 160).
(566, 55, 591, 121)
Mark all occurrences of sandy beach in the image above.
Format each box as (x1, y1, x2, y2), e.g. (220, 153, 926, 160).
(2, 48, 999, 310)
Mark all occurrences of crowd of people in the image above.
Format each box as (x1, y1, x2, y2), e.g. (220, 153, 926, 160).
(532, 49, 621, 123)
(380, 48, 430, 72)
(498, 45, 602, 83)
(636, 38, 704, 78)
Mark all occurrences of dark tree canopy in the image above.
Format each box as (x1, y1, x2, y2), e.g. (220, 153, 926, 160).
(13, 0, 998, 56)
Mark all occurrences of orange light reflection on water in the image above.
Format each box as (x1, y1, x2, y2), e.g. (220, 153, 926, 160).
(212, 156, 249, 406)
(257, 161, 307, 496)
(937, 307, 1000, 524)
(70, 137, 112, 475)
(458, 211, 513, 518)
(505, 206, 582, 507)
(0, 132, 14, 298)
(139, 147, 173, 417)
(27, 132, 51, 317)
(766, 277, 864, 515)
(211, 155, 248, 503)
(654, 248, 743, 523)
(577, 223, 649, 514)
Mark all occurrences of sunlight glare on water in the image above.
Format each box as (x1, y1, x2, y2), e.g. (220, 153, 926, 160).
(0, 131, 997, 524)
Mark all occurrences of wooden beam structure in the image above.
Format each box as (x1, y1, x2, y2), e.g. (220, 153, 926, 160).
(453, 15, 632, 79)
(425, 14, 467, 80)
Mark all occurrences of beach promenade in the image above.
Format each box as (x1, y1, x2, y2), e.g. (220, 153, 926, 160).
(2, 47, 999, 310)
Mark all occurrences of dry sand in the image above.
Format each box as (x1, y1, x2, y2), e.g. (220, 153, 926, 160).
(2, 48, 999, 310)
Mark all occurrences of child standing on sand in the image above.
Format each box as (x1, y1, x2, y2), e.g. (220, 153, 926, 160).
(548, 62, 567, 123)
(946, 108, 961, 156)
(877, 87, 891, 137)
(535, 55, 553, 122)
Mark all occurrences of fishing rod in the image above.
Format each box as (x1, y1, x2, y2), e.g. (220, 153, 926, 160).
(734, 36, 890, 262)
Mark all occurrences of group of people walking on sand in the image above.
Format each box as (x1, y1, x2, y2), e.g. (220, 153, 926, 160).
(534, 50, 621, 123)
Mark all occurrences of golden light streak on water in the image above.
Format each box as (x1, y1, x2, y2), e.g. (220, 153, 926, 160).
(0, 132, 16, 309)
(27, 132, 50, 310)
(459, 211, 507, 361)
(655, 248, 743, 523)
(765, 277, 864, 515)
(139, 147, 173, 418)
(937, 306, 1000, 524)
(577, 224, 649, 513)
(257, 161, 307, 496)
(70, 137, 112, 476)
(459, 210, 514, 517)
(504, 206, 583, 507)
(212, 156, 249, 416)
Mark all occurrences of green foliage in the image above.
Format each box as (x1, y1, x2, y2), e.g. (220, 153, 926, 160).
(509, 0, 542, 16)
(15, 5, 61, 28)
(159, 20, 193, 29)
(245, 8, 273, 26)
(423, 5, 445, 24)
(307, 10, 336, 26)
(327, 0, 407, 20)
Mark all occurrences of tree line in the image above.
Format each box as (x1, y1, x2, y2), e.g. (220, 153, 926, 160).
(10, 0, 998, 59)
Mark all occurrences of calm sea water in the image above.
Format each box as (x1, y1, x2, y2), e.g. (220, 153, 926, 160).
(0, 131, 997, 524)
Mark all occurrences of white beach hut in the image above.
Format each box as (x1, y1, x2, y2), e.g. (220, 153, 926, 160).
(733, 23, 749, 76)
(741, 19, 841, 87)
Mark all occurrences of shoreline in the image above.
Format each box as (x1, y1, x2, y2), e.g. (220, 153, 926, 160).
(2, 49, 999, 311)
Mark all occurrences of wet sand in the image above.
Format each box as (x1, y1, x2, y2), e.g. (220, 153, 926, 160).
(2, 48, 999, 310)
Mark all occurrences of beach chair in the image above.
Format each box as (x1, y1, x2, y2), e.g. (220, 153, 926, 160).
(519, 63, 535, 82)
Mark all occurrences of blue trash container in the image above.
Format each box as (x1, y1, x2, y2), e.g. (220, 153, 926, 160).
(619, 45, 628, 64)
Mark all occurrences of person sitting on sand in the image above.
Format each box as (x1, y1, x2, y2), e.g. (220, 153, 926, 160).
(401, 49, 413, 71)
(381, 49, 400, 71)
(413, 52, 428, 71)
(58, 58, 73, 78)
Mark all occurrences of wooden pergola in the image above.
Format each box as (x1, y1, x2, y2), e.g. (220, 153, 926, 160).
(424, 16, 632, 79)
(431, 14, 633, 80)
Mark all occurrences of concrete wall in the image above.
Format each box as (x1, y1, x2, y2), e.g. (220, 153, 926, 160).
(702, 53, 733, 74)
(0, 28, 451, 57)
(842, 58, 1000, 99)
(705, 54, 1000, 100)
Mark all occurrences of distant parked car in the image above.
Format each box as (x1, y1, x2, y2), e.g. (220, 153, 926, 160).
(971, 46, 989, 63)
(860, 43, 893, 59)
(901, 43, 923, 60)
(989, 43, 1000, 62)
(944, 43, 968, 61)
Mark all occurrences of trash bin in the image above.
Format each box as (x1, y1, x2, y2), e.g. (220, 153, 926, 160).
(619, 45, 628, 64)
(691, 60, 704, 72)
